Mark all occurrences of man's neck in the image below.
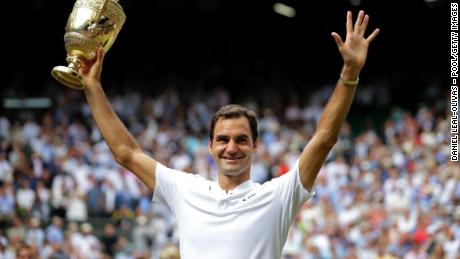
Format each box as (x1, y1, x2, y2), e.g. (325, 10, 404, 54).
(218, 173, 250, 193)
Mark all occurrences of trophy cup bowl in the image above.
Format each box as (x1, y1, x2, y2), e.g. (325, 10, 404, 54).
(51, 0, 126, 89)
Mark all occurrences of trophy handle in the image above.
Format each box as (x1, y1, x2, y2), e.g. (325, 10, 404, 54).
(51, 56, 84, 89)
(94, 0, 109, 21)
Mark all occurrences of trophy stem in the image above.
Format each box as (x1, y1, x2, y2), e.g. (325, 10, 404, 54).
(67, 55, 82, 69)
(51, 55, 85, 90)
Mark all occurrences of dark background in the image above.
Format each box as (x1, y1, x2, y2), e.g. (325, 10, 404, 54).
(2, 0, 449, 110)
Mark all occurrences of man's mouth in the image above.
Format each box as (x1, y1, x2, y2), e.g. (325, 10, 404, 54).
(222, 156, 243, 162)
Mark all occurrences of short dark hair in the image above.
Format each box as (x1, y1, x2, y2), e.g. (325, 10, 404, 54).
(209, 104, 258, 144)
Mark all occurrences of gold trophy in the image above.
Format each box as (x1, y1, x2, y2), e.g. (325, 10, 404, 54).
(51, 0, 126, 89)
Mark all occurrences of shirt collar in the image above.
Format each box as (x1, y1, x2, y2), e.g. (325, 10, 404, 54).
(214, 178, 254, 196)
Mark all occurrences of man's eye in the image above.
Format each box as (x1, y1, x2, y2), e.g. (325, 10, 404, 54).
(237, 139, 248, 144)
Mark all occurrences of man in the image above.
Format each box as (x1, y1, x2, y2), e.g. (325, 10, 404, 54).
(79, 10, 379, 259)
(15, 243, 36, 259)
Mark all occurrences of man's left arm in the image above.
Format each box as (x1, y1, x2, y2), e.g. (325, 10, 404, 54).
(299, 10, 379, 191)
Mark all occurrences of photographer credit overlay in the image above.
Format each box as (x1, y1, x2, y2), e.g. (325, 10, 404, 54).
(451, 3, 458, 161)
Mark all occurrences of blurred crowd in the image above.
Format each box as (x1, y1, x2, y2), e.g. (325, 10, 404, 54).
(0, 83, 458, 259)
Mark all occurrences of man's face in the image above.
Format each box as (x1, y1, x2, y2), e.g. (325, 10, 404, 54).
(209, 117, 258, 177)
(17, 248, 33, 259)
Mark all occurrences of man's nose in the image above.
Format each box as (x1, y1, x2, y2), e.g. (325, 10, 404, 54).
(226, 140, 238, 154)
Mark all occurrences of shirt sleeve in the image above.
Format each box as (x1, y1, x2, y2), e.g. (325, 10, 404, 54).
(152, 162, 186, 214)
(272, 159, 315, 227)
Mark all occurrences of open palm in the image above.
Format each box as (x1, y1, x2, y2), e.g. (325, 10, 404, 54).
(331, 11, 380, 73)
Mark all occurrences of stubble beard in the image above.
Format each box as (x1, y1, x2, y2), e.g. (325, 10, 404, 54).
(219, 158, 250, 177)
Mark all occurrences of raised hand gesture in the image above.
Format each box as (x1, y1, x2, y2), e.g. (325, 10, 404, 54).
(331, 10, 380, 78)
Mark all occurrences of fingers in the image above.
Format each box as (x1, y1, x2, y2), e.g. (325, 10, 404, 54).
(354, 10, 364, 33)
(78, 47, 104, 76)
(366, 28, 380, 43)
(346, 11, 353, 35)
(360, 15, 369, 36)
(349, 10, 379, 41)
(96, 47, 105, 64)
(90, 47, 104, 70)
(331, 32, 344, 48)
(78, 59, 88, 75)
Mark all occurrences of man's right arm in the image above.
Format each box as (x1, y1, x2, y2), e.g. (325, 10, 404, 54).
(80, 48, 157, 192)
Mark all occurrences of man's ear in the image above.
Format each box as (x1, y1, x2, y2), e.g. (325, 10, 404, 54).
(253, 138, 259, 150)
(208, 139, 213, 154)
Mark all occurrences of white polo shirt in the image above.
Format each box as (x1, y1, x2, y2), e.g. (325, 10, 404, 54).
(153, 160, 314, 259)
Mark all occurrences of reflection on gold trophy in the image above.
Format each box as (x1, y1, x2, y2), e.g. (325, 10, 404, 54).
(51, 0, 126, 89)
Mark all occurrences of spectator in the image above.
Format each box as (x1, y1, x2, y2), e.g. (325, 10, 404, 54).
(16, 243, 37, 259)
(74, 223, 101, 259)
(101, 223, 119, 257)
(46, 216, 65, 245)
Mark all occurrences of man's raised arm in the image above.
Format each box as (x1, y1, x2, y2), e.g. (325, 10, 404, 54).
(79, 47, 157, 192)
(299, 10, 380, 191)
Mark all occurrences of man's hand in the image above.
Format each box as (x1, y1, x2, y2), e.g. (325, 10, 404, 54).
(331, 11, 380, 79)
(79, 47, 105, 88)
